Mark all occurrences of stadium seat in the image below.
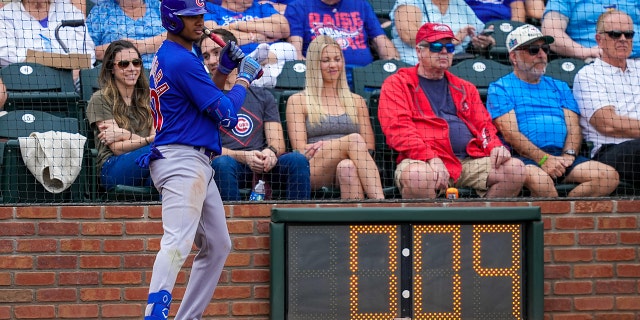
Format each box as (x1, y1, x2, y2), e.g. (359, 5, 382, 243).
(485, 20, 526, 64)
(79, 65, 101, 103)
(0, 110, 88, 203)
(448, 57, 512, 102)
(352, 59, 410, 98)
(370, 116, 401, 199)
(369, 0, 396, 20)
(0, 62, 82, 120)
(273, 60, 306, 121)
(545, 58, 585, 88)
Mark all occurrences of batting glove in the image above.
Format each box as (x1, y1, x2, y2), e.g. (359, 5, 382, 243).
(237, 57, 262, 84)
(218, 41, 244, 75)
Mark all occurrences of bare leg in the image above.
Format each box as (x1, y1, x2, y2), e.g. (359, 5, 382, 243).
(565, 161, 619, 197)
(524, 165, 558, 197)
(486, 158, 526, 198)
(398, 161, 439, 199)
(336, 159, 365, 199)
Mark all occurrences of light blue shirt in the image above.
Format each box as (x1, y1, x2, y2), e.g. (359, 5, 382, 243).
(390, 0, 485, 65)
(87, 0, 165, 69)
(544, 0, 640, 58)
(487, 72, 580, 149)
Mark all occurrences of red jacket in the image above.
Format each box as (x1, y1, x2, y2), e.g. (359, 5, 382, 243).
(378, 65, 504, 181)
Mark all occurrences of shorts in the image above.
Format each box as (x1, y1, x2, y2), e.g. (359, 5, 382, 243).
(517, 146, 590, 181)
(395, 157, 492, 197)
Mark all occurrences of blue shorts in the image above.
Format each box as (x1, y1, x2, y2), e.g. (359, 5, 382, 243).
(517, 146, 590, 181)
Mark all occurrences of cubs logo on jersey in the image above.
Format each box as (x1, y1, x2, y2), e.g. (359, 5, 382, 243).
(232, 114, 253, 138)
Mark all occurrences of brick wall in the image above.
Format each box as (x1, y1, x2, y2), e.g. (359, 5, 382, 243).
(0, 200, 638, 320)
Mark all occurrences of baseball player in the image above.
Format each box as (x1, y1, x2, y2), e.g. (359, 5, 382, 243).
(137, 0, 262, 318)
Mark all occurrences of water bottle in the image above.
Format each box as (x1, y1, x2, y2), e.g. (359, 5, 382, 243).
(446, 187, 459, 200)
(249, 180, 265, 201)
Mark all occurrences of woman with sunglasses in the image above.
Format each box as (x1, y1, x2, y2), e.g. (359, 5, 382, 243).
(86, 40, 155, 191)
(286, 35, 384, 200)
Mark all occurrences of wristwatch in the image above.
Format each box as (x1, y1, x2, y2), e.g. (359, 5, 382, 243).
(564, 149, 577, 157)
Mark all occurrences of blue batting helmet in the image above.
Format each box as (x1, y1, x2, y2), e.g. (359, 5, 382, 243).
(161, 0, 208, 34)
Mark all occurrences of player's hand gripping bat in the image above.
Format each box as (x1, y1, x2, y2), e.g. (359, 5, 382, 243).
(203, 27, 264, 79)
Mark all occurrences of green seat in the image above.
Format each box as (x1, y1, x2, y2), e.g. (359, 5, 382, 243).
(0, 62, 82, 120)
(79, 65, 102, 103)
(448, 57, 512, 102)
(369, 0, 396, 20)
(545, 58, 585, 88)
(352, 59, 410, 100)
(274, 60, 306, 92)
(370, 116, 401, 199)
(485, 20, 526, 64)
(0, 110, 88, 203)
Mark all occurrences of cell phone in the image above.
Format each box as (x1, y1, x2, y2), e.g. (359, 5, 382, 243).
(480, 29, 494, 36)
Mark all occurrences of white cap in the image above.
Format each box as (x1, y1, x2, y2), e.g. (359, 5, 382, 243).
(506, 24, 554, 52)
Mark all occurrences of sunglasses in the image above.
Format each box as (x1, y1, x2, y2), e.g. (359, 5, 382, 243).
(116, 59, 142, 68)
(601, 30, 635, 40)
(517, 44, 551, 56)
(419, 42, 456, 53)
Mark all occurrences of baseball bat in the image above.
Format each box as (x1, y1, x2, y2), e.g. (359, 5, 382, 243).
(203, 27, 263, 79)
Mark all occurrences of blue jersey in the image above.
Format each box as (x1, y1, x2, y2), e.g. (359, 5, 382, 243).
(149, 40, 226, 154)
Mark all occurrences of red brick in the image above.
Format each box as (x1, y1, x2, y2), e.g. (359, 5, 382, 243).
(57, 304, 99, 318)
(0, 306, 10, 319)
(555, 217, 595, 230)
(231, 269, 270, 283)
(545, 232, 575, 246)
(578, 232, 618, 245)
(3, 256, 36, 270)
(554, 249, 593, 262)
(545, 265, 571, 279)
(36, 288, 76, 301)
(82, 222, 124, 235)
(225, 253, 251, 267)
(617, 264, 640, 278)
(595, 280, 637, 294)
(256, 220, 270, 234)
(0, 273, 11, 286)
(15, 272, 55, 286)
(620, 232, 640, 244)
(38, 222, 80, 236)
(553, 281, 593, 295)
(254, 285, 270, 299)
(123, 254, 156, 268)
(574, 296, 614, 310)
(233, 236, 269, 250)
(544, 297, 572, 311)
(123, 287, 149, 301)
(233, 204, 272, 218)
(60, 206, 102, 219)
(616, 296, 640, 310)
(0, 222, 35, 236)
(102, 271, 143, 285)
(80, 255, 121, 269)
(104, 239, 145, 252)
(533, 201, 571, 214)
(202, 302, 231, 316)
(0, 207, 13, 220)
(14, 305, 55, 318)
(598, 216, 637, 229)
(36, 255, 77, 269)
(595, 248, 636, 261)
(594, 314, 636, 320)
(254, 253, 270, 267)
(148, 205, 162, 219)
(0, 289, 32, 303)
(213, 286, 252, 299)
(553, 315, 593, 320)
(231, 301, 270, 316)
(0, 240, 12, 253)
(16, 206, 57, 219)
(574, 264, 614, 278)
(228, 220, 254, 234)
(59, 272, 99, 286)
(79, 288, 121, 301)
(60, 239, 101, 252)
(125, 221, 164, 235)
(16, 239, 57, 252)
(574, 201, 614, 213)
(101, 303, 144, 318)
(615, 200, 639, 213)
(104, 205, 145, 219)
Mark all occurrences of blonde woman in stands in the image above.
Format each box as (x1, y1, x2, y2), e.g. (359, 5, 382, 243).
(286, 35, 384, 200)
(86, 40, 154, 191)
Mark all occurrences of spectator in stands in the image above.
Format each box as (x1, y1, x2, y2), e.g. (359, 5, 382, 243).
(0, 77, 6, 114)
(465, 0, 526, 23)
(524, 0, 544, 22)
(87, 0, 166, 69)
(204, 0, 296, 88)
(574, 10, 640, 188)
(391, 0, 496, 66)
(379, 22, 526, 199)
(541, 1, 640, 60)
(259, 0, 292, 15)
(286, 35, 384, 200)
(487, 24, 618, 197)
(0, 0, 96, 69)
(284, 0, 399, 87)
(86, 40, 155, 191)
(200, 29, 311, 201)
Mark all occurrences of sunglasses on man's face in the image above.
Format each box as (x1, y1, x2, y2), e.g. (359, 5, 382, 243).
(419, 42, 456, 53)
(518, 44, 551, 56)
(116, 59, 143, 68)
(601, 30, 635, 40)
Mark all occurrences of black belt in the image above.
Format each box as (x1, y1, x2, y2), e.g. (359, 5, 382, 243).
(193, 146, 218, 162)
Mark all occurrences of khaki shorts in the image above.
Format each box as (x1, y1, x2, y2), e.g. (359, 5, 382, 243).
(395, 157, 491, 197)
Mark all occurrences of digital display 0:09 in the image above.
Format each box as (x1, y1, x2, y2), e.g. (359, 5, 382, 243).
(286, 224, 523, 320)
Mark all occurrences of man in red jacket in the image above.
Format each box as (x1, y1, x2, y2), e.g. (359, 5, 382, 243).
(378, 22, 526, 199)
